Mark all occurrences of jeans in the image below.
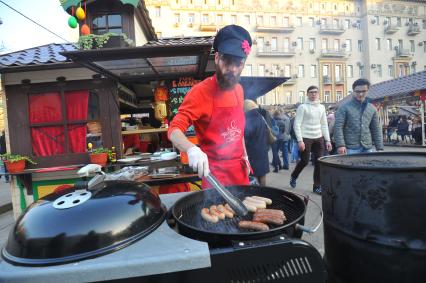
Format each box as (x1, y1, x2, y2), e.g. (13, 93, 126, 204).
(347, 147, 374, 155)
(291, 137, 324, 187)
(272, 139, 289, 169)
(291, 139, 299, 162)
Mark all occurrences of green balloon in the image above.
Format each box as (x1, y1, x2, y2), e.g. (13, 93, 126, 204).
(68, 16, 78, 28)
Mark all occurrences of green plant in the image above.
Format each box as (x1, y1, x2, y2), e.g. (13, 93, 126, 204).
(91, 147, 111, 154)
(1, 153, 36, 164)
(78, 32, 134, 50)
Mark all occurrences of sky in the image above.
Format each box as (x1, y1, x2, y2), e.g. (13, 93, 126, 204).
(0, 0, 79, 54)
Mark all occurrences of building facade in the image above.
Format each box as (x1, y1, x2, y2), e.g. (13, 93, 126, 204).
(144, 0, 426, 106)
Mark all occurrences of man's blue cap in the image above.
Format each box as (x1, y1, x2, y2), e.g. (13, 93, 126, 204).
(213, 25, 252, 58)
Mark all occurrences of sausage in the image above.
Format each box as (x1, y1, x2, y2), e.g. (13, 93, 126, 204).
(251, 196, 272, 205)
(244, 197, 266, 209)
(256, 208, 285, 218)
(239, 221, 269, 231)
(201, 208, 219, 223)
(242, 200, 257, 212)
(217, 204, 234, 218)
(210, 205, 225, 220)
(253, 214, 285, 225)
(225, 203, 235, 214)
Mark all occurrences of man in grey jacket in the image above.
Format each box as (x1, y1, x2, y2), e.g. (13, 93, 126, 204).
(334, 79, 384, 154)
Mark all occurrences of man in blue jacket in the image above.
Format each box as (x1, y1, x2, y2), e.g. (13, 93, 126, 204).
(334, 79, 384, 154)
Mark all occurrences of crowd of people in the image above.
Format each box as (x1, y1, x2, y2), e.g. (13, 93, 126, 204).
(386, 115, 423, 145)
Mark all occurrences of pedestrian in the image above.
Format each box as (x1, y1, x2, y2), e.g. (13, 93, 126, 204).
(290, 86, 332, 195)
(397, 116, 409, 143)
(334, 78, 384, 154)
(271, 109, 290, 172)
(0, 131, 9, 182)
(289, 108, 300, 163)
(168, 25, 252, 188)
(244, 100, 270, 186)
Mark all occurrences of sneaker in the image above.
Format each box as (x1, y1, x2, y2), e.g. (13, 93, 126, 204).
(313, 185, 322, 195)
(290, 177, 297, 188)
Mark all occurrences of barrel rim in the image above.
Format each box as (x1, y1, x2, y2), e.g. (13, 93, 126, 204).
(318, 151, 426, 171)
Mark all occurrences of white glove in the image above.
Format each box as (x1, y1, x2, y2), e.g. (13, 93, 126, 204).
(187, 146, 210, 178)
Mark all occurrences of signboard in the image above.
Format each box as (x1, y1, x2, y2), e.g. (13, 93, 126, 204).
(168, 77, 200, 136)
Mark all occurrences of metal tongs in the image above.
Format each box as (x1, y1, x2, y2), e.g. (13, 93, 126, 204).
(206, 173, 248, 217)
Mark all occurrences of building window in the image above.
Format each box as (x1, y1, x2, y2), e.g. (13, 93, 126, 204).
(322, 38, 328, 50)
(396, 17, 401, 27)
(257, 15, 263, 25)
(347, 65, 353, 78)
(283, 37, 290, 50)
(411, 64, 416, 73)
(375, 38, 381, 50)
(283, 17, 290, 27)
(284, 65, 291, 77)
(423, 20, 426, 29)
(333, 18, 339, 27)
(386, 39, 392, 51)
(324, 91, 330, 103)
(385, 17, 391, 25)
(296, 17, 303, 27)
(309, 17, 315, 27)
(202, 14, 209, 23)
(373, 16, 379, 25)
(388, 65, 394, 77)
(321, 18, 327, 26)
(257, 37, 264, 52)
(230, 15, 237, 24)
(336, 91, 342, 101)
(273, 64, 279, 76)
(216, 14, 223, 24)
(174, 13, 181, 24)
(244, 15, 250, 25)
(377, 64, 382, 77)
(335, 65, 342, 82)
(297, 37, 303, 50)
(334, 39, 340, 51)
(344, 19, 350, 29)
(92, 14, 122, 35)
(410, 40, 415, 52)
(271, 37, 277, 51)
(188, 13, 195, 24)
(245, 64, 252, 76)
(298, 91, 305, 103)
(358, 40, 363, 52)
(286, 91, 292, 104)
(323, 65, 329, 77)
(398, 39, 403, 50)
(359, 65, 364, 77)
(310, 65, 317, 78)
(154, 6, 161, 17)
(345, 39, 352, 52)
(271, 16, 277, 26)
(298, 65, 305, 78)
(258, 64, 265, 76)
(309, 38, 316, 50)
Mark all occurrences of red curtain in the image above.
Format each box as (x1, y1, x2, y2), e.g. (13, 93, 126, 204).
(29, 93, 65, 156)
(29, 91, 89, 156)
(65, 90, 89, 153)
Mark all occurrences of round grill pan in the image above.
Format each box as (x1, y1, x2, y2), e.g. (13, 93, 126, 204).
(172, 185, 306, 245)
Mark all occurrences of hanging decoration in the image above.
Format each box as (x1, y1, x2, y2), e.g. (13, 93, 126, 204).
(68, 16, 78, 28)
(81, 24, 90, 35)
(76, 6, 86, 21)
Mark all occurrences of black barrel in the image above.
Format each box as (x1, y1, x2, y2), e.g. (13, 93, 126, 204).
(319, 152, 426, 283)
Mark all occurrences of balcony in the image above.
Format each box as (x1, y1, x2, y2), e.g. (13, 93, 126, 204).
(257, 46, 296, 57)
(319, 24, 345, 34)
(335, 78, 345, 85)
(407, 25, 421, 36)
(395, 48, 413, 57)
(199, 24, 219, 32)
(320, 49, 346, 57)
(256, 25, 295, 33)
(385, 24, 399, 34)
(283, 75, 298, 85)
(323, 76, 332, 84)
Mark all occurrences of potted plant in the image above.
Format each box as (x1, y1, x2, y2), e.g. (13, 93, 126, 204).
(78, 32, 134, 50)
(88, 144, 111, 167)
(1, 153, 36, 173)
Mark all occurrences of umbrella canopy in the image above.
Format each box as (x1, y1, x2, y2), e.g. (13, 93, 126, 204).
(60, 0, 140, 11)
(240, 76, 289, 101)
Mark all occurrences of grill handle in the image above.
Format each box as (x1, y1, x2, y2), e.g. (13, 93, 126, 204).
(292, 193, 323, 234)
(206, 173, 249, 217)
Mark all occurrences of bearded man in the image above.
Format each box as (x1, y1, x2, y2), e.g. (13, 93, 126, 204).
(168, 25, 252, 188)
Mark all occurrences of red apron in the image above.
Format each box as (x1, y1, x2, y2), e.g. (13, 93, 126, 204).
(199, 86, 249, 189)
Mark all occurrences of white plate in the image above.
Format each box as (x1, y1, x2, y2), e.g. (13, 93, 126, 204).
(117, 157, 143, 163)
(160, 152, 178, 160)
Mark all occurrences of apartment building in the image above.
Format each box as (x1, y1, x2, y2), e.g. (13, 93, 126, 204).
(145, 0, 426, 106)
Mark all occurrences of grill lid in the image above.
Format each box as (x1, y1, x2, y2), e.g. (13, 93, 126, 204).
(2, 180, 166, 266)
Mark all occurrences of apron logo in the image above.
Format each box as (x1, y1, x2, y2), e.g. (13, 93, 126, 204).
(221, 120, 241, 144)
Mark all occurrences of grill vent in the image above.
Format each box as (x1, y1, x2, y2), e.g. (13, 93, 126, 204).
(228, 256, 313, 282)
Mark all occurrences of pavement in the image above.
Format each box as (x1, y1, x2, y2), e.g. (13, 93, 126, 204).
(0, 145, 424, 254)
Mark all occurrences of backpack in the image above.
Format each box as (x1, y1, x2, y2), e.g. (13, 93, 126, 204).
(271, 118, 280, 137)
